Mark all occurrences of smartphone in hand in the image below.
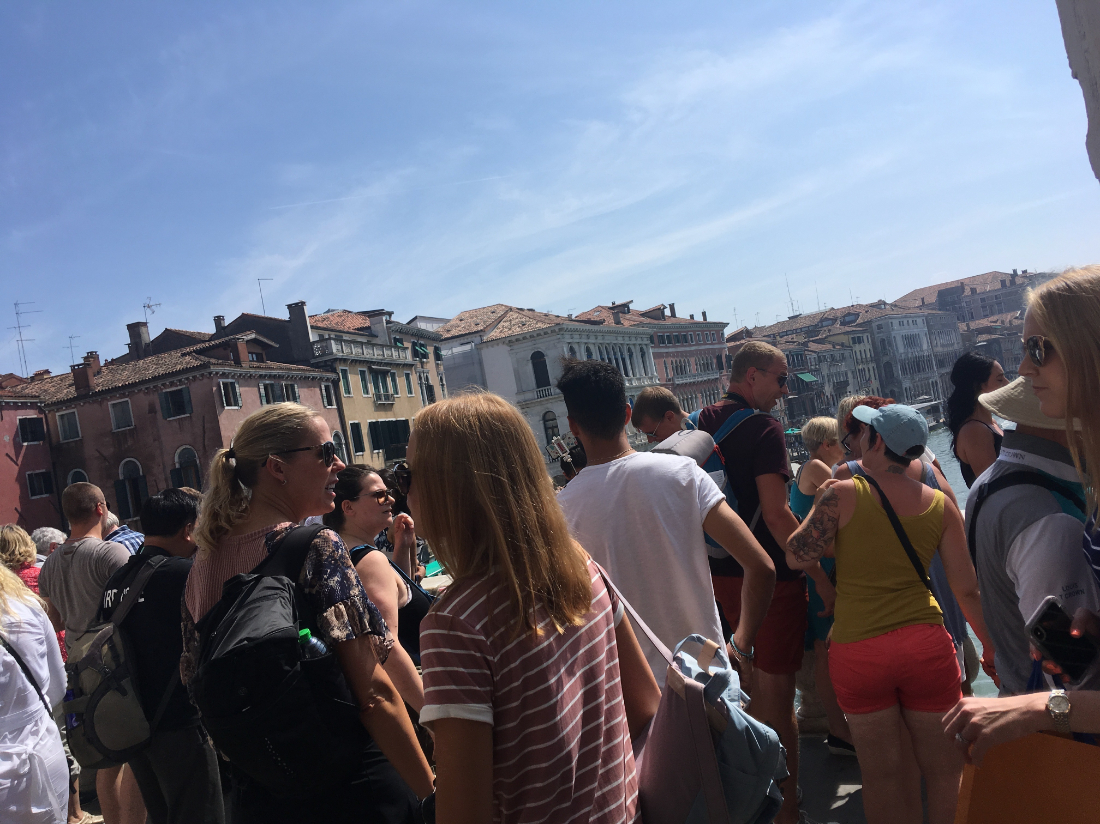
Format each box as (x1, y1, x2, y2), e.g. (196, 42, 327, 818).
(1025, 595, 1100, 682)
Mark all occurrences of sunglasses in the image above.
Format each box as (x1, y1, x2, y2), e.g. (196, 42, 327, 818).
(1025, 334, 1054, 368)
(840, 432, 852, 455)
(393, 462, 412, 497)
(274, 441, 337, 467)
(759, 369, 788, 388)
(365, 488, 394, 503)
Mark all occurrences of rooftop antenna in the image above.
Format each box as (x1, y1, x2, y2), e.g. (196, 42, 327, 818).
(142, 297, 161, 324)
(816, 282, 821, 311)
(257, 279, 274, 315)
(9, 302, 41, 377)
(64, 335, 81, 365)
(732, 306, 739, 327)
(755, 311, 760, 326)
(785, 275, 796, 316)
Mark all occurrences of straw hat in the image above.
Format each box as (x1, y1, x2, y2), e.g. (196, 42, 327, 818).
(978, 376, 1078, 430)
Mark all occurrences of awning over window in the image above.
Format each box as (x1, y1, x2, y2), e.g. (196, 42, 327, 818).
(796, 372, 818, 382)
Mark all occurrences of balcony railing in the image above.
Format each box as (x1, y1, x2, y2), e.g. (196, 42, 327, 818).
(373, 392, 395, 405)
(312, 338, 408, 361)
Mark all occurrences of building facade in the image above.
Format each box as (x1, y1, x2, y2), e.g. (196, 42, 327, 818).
(438, 305, 660, 464)
(575, 301, 729, 414)
(894, 269, 1053, 322)
(4, 332, 340, 526)
(0, 377, 61, 529)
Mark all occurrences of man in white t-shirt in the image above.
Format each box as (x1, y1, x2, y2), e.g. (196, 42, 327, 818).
(555, 358, 776, 685)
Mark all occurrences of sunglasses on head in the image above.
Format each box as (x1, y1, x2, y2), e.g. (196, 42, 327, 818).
(274, 441, 337, 467)
(393, 462, 412, 497)
(1025, 334, 1054, 368)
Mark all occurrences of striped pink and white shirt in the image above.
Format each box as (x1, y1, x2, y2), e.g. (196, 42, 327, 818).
(419, 558, 638, 824)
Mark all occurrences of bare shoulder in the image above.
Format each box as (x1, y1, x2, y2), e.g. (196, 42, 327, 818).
(355, 548, 393, 578)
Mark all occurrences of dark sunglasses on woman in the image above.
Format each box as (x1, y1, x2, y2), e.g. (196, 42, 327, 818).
(274, 441, 337, 467)
(393, 462, 412, 496)
(1024, 334, 1054, 368)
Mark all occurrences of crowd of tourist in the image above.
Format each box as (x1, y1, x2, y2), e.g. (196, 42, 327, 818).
(1, 265, 1099, 824)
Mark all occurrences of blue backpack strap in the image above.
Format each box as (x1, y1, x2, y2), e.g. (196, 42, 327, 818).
(712, 408, 758, 445)
(686, 410, 701, 429)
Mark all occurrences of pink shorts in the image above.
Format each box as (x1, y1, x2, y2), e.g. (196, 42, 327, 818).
(828, 623, 961, 715)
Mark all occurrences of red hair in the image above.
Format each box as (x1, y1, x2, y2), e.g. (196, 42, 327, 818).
(843, 396, 895, 436)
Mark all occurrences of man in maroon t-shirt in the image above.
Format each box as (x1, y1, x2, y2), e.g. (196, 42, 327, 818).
(696, 340, 835, 824)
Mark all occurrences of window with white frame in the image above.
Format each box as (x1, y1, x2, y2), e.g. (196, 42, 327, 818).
(17, 417, 45, 444)
(57, 410, 81, 442)
(109, 399, 134, 431)
(404, 371, 414, 396)
(359, 369, 370, 396)
(67, 469, 88, 486)
(220, 380, 242, 409)
(321, 383, 337, 408)
(27, 471, 53, 499)
(282, 383, 300, 403)
(173, 446, 202, 489)
(349, 422, 366, 455)
(339, 368, 352, 396)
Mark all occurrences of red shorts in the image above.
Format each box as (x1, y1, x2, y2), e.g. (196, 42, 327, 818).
(828, 623, 962, 715)
(712, 576, 807, 676)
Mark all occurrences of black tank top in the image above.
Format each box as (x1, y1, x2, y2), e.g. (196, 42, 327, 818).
(348, 545, 434, 663)
(953, 420, 1004, 488)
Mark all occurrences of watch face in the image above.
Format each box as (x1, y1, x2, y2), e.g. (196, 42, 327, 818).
(1050, 694, 1071, 714)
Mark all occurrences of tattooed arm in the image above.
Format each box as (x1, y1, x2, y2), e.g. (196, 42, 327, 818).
(785, 482, 842, 568)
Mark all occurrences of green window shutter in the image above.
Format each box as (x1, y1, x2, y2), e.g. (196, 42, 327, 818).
(159, 391, 171, 419)
(136, 476, 150, 510)
(273, 383, 286, 403)
(182, 386, 193, 414)
(389, 372, 399, 395)
(114, 479, 132, 520)
(350, 422, 366, 455)
(170, 467, 185, 488)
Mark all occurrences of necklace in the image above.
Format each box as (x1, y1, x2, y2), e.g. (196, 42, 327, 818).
(589, 446, 635, 466)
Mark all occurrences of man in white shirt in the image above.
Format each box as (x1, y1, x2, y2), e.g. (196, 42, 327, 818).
(555, 359, 775, 686)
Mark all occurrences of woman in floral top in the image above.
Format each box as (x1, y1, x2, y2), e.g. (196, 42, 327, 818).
(183, 403, 433, 823)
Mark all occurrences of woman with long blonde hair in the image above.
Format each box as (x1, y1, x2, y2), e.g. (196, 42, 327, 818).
(182, 402, 433, 823)
(0, 562, 68, 822)
(944, 265, 1100, 763)
(409, 392, 660, 824)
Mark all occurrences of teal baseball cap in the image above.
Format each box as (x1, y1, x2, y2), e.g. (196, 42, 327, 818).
(850, 403, 929, 455)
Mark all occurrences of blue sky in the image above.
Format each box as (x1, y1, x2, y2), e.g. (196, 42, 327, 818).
(3, 1, 1098, 377)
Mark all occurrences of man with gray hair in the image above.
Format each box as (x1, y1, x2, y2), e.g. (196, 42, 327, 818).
(31, 526, 67, 568)
(103, 510, 145, 555)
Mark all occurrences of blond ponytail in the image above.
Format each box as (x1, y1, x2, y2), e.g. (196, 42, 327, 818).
(195, 402, 325, 554)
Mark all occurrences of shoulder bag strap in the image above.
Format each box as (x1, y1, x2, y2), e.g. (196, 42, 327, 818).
(858, 473, 933, 593)
(966, 470, 1086, 566)
(148, 667, 181, 735)
(0, 633, 53, 716)
(253, 524, 326, 582)
(596, 568, 674, 668)
(711, 408, 757, 445)
(389, 558, 434, 604)
(110, 554, 168, 627)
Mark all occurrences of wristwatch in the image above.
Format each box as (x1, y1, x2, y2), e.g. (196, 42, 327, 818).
(1047, 689, 1071, 734)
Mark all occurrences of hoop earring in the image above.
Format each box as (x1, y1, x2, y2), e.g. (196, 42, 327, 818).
(281, 479, 287, 486)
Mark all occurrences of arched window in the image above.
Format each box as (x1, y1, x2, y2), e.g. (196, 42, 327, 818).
(640, 347, 649, 376)
(117, 458, 147, 521)
(173, 446, 202, 490)
(568, 345, 577, 359)
(585, 346, 594, 360)
(883, 361, 895, 381)
(531, 351, 551, 389)
(542, 411, 559, 445)
(663, 360, 669, 379)
(67, 469, 88, 486)
(627, 348, 636, 377)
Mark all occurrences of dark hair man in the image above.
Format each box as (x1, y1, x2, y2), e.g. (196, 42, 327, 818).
(555, 359, 775, 686)
(40, 483, 145, 824)
(694, 340, 830, 824)
(98, 488, 225, 824)
(964, 378, 1100, 695)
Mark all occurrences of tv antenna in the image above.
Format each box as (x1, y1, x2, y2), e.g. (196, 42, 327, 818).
(816, 282, 821, 311)
(732, 306, 739, 328)
(9, 302, 41, 377)
(785, 275, 797, 316)
(257, 279, 274, 315)
(143, 297, 161, 324)
(64, 335, 81, 365)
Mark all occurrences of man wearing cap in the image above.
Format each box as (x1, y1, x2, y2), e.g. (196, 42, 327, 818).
(965, 377, 1100, 695)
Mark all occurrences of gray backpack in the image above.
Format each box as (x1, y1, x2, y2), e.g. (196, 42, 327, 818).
(63, 555, 178, 768)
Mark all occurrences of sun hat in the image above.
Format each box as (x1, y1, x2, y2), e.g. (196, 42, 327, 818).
(978, 376, 1078, 430)
(851, 403, 929, 455)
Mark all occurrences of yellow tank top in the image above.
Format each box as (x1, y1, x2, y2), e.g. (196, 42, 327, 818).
(831, 475, 946, 644)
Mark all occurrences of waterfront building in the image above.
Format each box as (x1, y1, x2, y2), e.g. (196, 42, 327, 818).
(894, 269, 1053, 322)
(437, 305, 660, 463)
(575, 301, 729, 414)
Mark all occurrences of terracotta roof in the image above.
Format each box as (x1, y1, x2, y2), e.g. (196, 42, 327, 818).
(749, 302, 911, 338)
(893, 271, 1042, 308)
(482, 308, 577, 342)
(2, 337, 330, 406)
(575, 305, 721, 327)
(966, 310, 1024, 330)
(436, 305, 514, 339)
(163, 328, 212, 341)
(308, 310, 376, 335)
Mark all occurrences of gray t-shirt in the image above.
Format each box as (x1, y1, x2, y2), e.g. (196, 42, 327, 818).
(965, 432, 1100, 695)
(38, 536, 131, 652)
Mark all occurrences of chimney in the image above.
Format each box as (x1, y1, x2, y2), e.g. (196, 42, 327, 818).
(669, 303, 677, 318)
(1022, 269, 1028, 274)
(567, 313, 573, 319)
(702, 311, 708, 322)
(920, 297, 925, 306)
(126, 322, 150, 359)
(82, 351, 101, 372)
(31, 369, 51, 381)
(214, 315, 226, 336)
(1013, 269, 1018, 275)
(362, 309, 393, 345)
(72, 363, 95, 395)
(612, 311, 622, 325)
(689, 314, 695, 320)
(286, 301, 314, 363)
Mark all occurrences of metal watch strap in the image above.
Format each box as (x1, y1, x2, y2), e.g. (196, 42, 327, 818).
(1048, 689, 1072, 734)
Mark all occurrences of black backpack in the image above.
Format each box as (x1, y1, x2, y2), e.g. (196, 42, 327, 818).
(190, 525, 368, 798)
